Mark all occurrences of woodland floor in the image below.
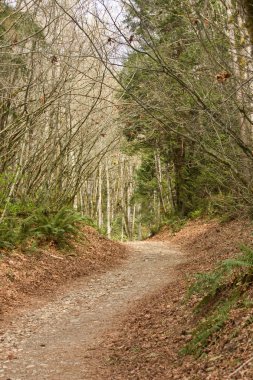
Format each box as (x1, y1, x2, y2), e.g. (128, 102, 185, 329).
(0, 238, 184, 379)
(104, 220, 253, 380)
(0, 220, 253, 379)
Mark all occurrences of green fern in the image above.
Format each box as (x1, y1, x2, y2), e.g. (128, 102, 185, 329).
(188, 270, 224, 299)
(182, 294, 239, 357)
(20, 208, 85, 248)
(0, 217, 20, 249)
(221, 245, 253, 270)
(188, 245, 253, 302)
(0, 206, 87, 251)
(183, 244, 253, 356)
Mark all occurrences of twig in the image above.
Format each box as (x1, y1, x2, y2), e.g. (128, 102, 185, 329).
(48, 254, 64, 260)
(228, 356, 253, 378)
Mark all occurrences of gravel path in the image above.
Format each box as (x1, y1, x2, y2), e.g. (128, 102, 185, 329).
(0, 241, 184, 379)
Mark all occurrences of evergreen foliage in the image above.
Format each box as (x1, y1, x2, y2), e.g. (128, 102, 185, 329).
(118, 0, 253, 229)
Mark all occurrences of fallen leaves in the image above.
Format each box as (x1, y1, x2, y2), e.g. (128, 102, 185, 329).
(0, 226, 127, 322)
(105, 219, 253, 379)
(216, 71, 231, 84)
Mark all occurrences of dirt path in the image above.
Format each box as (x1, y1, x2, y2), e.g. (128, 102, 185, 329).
(0, 241, 184, 380)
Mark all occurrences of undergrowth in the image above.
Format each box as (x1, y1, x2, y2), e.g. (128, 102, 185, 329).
(182, 245, 253, 356)
(167, 215, 187, 233)
(0, 207, 90, 251)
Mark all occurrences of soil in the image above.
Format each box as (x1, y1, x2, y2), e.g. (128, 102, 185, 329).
(0, 226, 127, 319)
(0, 241, 184, 379)
(1, 219, 253, 379)
(105, 219, 253, 380)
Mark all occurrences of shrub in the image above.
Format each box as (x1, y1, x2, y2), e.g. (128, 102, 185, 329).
(0, 206, 88, 251)
(0, 218, 19, 249)
(20, 207, 85, 248)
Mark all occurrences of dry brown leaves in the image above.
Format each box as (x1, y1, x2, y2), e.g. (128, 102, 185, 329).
(0, 226, 127, 321)
(105, 219, 253, 380)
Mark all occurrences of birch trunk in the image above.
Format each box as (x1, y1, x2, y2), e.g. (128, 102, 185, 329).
(106, 161, 111, 238)
(97, 163, 103, 229)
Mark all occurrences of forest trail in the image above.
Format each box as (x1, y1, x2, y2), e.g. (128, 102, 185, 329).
(0, 241, 184, 380)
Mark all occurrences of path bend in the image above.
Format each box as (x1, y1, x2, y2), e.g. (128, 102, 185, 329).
(0, 241, 184, 380)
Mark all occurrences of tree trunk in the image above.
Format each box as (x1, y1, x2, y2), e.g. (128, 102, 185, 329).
(173, 136, 186, 216)
(97, 164, 103, 229)
(106, 161, 111, 239)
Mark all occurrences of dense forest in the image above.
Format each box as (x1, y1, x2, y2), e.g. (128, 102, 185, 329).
(0, 0, 253, 245)
(2, 2, 253, 378)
